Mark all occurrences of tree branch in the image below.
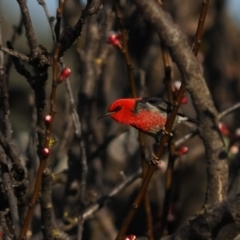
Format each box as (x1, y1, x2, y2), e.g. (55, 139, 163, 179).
(132, 0, 227, 209)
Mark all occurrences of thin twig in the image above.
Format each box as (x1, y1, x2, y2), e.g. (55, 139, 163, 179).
(18, 2, 66, 239)
(54, 96, 73, 164)
(159, 0, 209, 236)
(62, 168, 141, 231)
(0, 211, 13, 240)
(114, 0, 137, 97)
(24, 93, 38, 216)
(0, 46, 29, 62)
(84, 168, 141, 219)
(114, 1, 154, 239)
(59, 0, 103, 55)
(37, 0, 56, 42)
(0, 19, 22, 235)
(0, 21, 12, 140)
(161, 42, 173, 103)
(5, 15, 24, 79)
(115, 0, 209, 238)
(0, 18, 4, 75)
(39, 2, 66, 239)
(1, 160, 20, 238)
(59, 60, 88, 240)
(16, 0, 39, 57)
(192, 0, 209, 56)
(173, 102, 240, 149)
(0, 132, 25, 181)
(55, 0, 65, 42)
(218, 103, 240, 120)
(160, 40, 175, 237)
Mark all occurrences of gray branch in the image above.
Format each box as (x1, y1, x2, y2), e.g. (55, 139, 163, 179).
(131, 0, 227, 208)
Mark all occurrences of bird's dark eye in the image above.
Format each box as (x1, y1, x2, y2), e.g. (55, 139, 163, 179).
(113, 106, 122, 112)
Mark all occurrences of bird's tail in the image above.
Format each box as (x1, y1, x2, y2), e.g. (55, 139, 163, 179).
(177, 113, 198, 125)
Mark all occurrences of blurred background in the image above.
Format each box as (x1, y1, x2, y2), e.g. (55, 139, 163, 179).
(1, 0, 240, 239)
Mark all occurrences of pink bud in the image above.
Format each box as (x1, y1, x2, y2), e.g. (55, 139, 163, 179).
(219, 122, 229, 136)
(235, 128, 240, 137)
(230, 145, 239, 155)
(178, 146, 188, 155)
(123, 235, 136, 240)
(58, 67, 71, 82)
(44, 115, 53, 126)
(42, 148, 50, 158)
(173, 81, 181, 91)
(181, 96, 188, 104)
(107, 32, 122, 49)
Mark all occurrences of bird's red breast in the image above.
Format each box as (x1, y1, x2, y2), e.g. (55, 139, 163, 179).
(102, 97, 197, 141)
(108, 98, 167, 135)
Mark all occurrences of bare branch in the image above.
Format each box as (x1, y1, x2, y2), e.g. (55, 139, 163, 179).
(132, 0, 226, 209)
(37, 0, 56, 42)
(16, 0, 39, 57)
(0, 45, 29, 62)
(0, 211, 13, 240)
(161, 194, 240, 240)
(60, 0, 103, 55)
(1, 159, 20, 238)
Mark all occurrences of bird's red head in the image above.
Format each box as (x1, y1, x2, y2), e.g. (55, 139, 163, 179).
(100, 98, 140, 125)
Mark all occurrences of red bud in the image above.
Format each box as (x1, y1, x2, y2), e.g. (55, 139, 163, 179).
(58, 67, 71, 82)
(42, 148, 50, 158)
(44, 115, 53, 126)
(181, 96, 188, 104)
(123, 235, 136, 240)
(178, 146, 188, 155)
(219, 122, 229, 136)
(107, 32, 122, 49)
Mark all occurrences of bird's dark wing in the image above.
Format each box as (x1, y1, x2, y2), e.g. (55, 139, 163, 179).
(136, 97, 198, 124)
(135, 97, 173, 113)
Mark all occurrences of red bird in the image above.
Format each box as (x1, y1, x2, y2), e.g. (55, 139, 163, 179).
(100, 98, 197, 142)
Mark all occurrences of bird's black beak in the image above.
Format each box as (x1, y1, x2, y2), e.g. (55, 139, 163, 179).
(98, 111, 113, 120)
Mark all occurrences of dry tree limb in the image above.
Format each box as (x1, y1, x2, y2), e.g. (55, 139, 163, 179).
(64, 13, 114, 236)
(0, 17, 24, 239)
(161, 193, 240, 240)
(18, 1, 66, 239)
(113, 1, 154, 239)
(39, 2, 66, 239)
(16, 0, 39, 57)
(62, 168, 141, 231)
(1, 160, 20, 238)
(0, 210, 13, 240)
(0, 23, 13, 141)
(160, 31, 174, 239)
(59, 0, 103, 55)
(37, 0, 56, 42)
(159, 1, 209, 236)
(5, 40, 48, 172)
(0, 45, 29, 63)
(60, 60, 88, 240)
(161, 42, 173, 103)
(5, 15, 23, 78)
(0, 132, 25, 181)
(115, 0, 212, 239)
(16, 0, 49, 67)
(136, 0, 225, 207)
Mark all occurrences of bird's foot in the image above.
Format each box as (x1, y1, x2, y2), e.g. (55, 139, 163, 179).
(161, 127, 173, 136)
(151, 152, 161, 165)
